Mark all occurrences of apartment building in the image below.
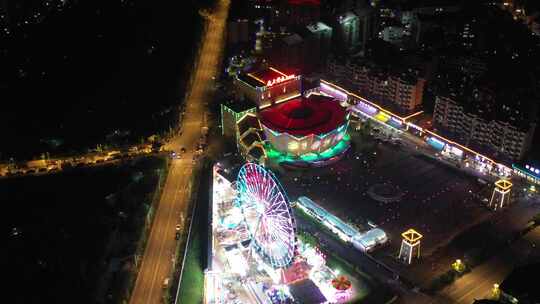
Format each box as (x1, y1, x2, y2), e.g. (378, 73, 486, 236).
(433, 95, 536, 161)
(328, 57, 425, 112)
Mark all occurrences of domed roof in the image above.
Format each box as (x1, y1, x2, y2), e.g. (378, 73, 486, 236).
(259, 95, 347, 136)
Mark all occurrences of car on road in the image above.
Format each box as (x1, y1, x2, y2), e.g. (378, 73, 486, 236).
(181, 147, 186, 153)
(176, 224, 181, 232)
(162, 278, 169, 289)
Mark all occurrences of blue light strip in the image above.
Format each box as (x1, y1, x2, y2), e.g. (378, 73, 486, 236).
(512, 164, 540, 180)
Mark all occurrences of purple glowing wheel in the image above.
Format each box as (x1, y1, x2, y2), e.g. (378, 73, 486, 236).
(237, 163, 296, 268)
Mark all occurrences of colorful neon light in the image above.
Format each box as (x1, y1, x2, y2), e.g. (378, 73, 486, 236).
(402, 110, 424, 121)
(320, 82, 348, 101)
(425, 129, 505, 168)
(266, 134, 351, 164)
(390, 117, 403, 125)
(274, 93, 302, 104)
(237, 163, 296, 268)
(266, 74, 296, 86)
(407, 122, 423, 131)
(428, 136, 446, 147)
(321, 79, 404, 119)
(321, 79, 512, 172)
(513, 164, 540, 180)
(352, 101, 378, 115)
(375, 112, 391, 123)
(269, 67, 288, 77)
(524, 164, 540, 175)
(247, 73, 266, 85)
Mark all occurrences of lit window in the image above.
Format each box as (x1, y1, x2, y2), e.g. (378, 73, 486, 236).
(288, 141, 299, 150)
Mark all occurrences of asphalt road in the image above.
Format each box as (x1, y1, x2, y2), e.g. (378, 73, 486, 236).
(129, 1, 229, 303)
(440, 225, 540, 304)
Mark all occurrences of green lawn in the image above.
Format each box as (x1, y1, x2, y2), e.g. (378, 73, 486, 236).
(177, 230, 204, 304)
(175, 162, 210, 304)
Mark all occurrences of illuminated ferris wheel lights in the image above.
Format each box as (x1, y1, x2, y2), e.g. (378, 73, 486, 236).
(237, 163, 296, 269)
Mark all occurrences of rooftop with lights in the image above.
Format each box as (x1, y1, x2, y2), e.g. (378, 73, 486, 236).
(259, 94, 348, 137)
(237, 66, 298, 88)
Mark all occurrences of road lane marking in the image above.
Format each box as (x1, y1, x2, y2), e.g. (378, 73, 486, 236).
(131, 163, 178, 304)
(146, 164, 182, 302)
(146, 162, 194, 303)
(130, 3, 228, 301)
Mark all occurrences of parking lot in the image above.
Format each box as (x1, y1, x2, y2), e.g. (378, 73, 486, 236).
(278, 130, 491, 257)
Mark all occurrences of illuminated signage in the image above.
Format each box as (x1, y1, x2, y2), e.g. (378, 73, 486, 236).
(428, 136, 446, 147)
(320, 82, 348, 101)
(445, 145, 463, 157)
(266, 74, 295, 86)
(354, 101, 377, 114)
(407, 122, 423, 131)
(525, 164, 540, 175)
(390, 117, 403, 125)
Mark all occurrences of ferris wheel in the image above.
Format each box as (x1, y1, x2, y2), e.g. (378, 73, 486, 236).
(236, 163, 296, 269)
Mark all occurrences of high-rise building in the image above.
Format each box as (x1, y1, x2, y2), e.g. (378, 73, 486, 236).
(354, 5, 377, 52)
(254, 19, 265, 54)
(274, 33, 305, 69)
(327, 57, 425, 112)
(280, 0, 321, 28)
(228, 19, 250, 46)
(433, 94, 536, 161)
(379, 26, 406, 44)
(334, 11, 360, 52)
(305, 21, 332, 70)
(386, 73, 425, 111)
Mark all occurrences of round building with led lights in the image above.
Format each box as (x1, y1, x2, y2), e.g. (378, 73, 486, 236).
(259, 94, 350, 165)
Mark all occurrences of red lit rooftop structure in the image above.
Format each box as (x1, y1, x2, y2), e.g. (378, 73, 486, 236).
(259, 94, 350, 158)
(259, 95, 346, 136)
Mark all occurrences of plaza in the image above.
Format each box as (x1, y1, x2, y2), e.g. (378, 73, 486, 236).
(278, 127, 490, 260)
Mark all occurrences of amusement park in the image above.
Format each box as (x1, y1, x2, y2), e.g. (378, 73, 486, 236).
(209, 63, 536, 304)
(205, 162, 386, 304)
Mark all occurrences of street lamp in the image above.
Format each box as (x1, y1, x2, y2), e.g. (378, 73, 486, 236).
(491, 283, 501, 300)
(452, 259, 465, 273)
